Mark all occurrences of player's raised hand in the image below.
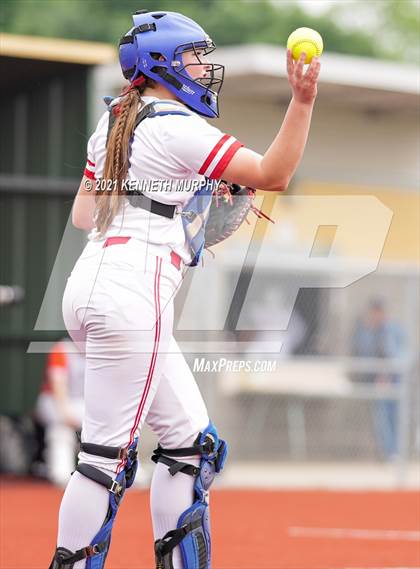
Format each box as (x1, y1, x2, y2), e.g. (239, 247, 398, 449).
(287, 49, 321, 105)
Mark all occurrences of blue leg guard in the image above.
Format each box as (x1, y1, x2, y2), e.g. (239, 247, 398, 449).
(48, 438, 138, 569)
(152, 421, 228, 569)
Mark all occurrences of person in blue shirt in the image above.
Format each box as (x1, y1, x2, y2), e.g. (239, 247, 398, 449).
(352, 298, 405, 460)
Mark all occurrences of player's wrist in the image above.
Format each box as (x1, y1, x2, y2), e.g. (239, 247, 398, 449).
(291, 95, 316, 110)
(291, 93, 316, 106)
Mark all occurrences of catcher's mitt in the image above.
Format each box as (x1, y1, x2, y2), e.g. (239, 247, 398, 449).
(204, 181, 274, 248)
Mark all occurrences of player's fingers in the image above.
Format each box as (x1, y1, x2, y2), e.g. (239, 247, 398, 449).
(305, 56, 317, 75)
(305, 57, 320, 81)
(309, 59, 321, 83)
(295, 52, 306, 81)
(286, 49, 294, 77)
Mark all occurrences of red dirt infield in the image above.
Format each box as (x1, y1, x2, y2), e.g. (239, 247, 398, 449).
(1, 479, 419, 569)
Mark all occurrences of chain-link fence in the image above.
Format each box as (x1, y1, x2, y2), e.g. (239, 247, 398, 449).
(134, 264, 419, 488)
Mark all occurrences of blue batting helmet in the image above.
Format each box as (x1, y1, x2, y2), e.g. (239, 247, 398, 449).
(118, 10, 224, 118)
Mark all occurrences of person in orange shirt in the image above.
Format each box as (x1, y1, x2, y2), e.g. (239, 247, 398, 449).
(34, 337, 85, 486)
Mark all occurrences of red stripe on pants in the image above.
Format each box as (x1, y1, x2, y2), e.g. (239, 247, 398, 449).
(117, 255, 162, 473)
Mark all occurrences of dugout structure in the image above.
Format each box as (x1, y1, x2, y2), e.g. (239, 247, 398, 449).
(0, 34, 115, 416)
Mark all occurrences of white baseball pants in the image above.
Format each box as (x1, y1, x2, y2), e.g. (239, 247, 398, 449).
(58, 237, 209, 568)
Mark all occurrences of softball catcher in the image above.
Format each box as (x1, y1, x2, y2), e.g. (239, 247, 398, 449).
(49, 8, 320, 569)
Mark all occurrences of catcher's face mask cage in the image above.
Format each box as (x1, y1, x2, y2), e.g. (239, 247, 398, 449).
(173, 40, 224, 115)
(118, 10, 224, 118)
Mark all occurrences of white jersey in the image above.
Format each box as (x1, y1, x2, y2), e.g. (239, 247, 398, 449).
(83, 96, 243, 264)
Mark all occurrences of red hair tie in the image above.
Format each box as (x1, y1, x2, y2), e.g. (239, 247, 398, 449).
(119, 75, 146, 96)
(131, 76, 146, 88)
(113, 76, 147, 115)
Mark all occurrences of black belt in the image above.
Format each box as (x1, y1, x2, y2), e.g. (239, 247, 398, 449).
(127, 191, 177, 219)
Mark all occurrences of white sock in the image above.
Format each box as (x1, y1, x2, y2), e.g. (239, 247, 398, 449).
(150, 458, 201, 569)
(57, 470, 110, 569)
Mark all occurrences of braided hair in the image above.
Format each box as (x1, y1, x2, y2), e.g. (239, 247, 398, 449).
(95, 76, 154, 236)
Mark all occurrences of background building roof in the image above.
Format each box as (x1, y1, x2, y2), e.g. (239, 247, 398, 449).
(0, 33, 116, 65)
(217, 45, 419, 111)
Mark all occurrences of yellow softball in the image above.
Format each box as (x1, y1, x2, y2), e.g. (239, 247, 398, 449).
(287, 27, 323, 64)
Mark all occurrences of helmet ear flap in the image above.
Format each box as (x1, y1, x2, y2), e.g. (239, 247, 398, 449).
(119, 33, 138, 80)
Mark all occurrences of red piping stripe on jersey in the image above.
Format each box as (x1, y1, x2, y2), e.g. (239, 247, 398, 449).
(117, 256, 162, 473)
(87, 159, 95, 167)
(84, 168, 95, 180)
(198, 134, 230, 175)
(209, 140, 244, 180)
(103, 236, 131, 248)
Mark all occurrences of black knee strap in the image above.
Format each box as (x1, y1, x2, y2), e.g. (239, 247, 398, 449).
(151, 432, 215, 478)
(80, 440, 135, 460)
(76, 463, 124, 496)
(153, 432, 217, 459)
(152, 453, 200, 477)
(48, 544, 107, 569)
(76, 440, 138, 495)
(155, 518, 202, 558)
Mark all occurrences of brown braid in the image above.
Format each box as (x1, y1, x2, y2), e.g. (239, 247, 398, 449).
(95, 77, 155, 236)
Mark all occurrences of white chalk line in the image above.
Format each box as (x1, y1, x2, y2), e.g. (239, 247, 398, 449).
(289, 526, 420, 541)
